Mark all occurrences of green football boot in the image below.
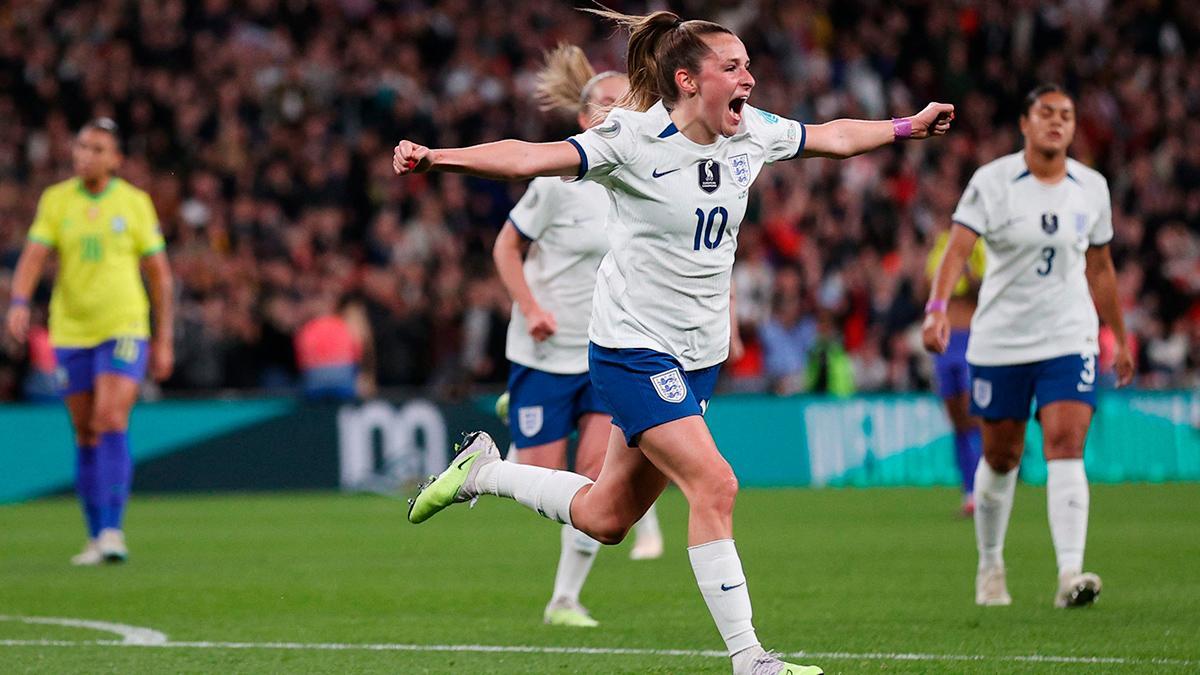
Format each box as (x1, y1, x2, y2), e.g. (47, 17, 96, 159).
(745, 650, 823, 675)
(407, 431, 500, 524)
(543, 598, 600, 628)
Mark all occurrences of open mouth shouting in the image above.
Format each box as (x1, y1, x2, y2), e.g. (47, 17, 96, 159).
(728, 95, 748, 127)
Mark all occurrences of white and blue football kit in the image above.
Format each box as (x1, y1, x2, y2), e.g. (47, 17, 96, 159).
(505, 176, 611, 448)
(953, 152, 1113, 419)
(568, 102, 805, 444)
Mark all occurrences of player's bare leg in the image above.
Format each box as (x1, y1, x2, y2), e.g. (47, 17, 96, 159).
(1040, 401, 1101, 607)
(975, 418, 1025, 605)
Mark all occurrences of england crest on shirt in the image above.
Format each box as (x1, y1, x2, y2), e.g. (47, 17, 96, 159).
(518, 406, 543, 437)
(650, 368, 687, 403)
(730, 153, 751, 188)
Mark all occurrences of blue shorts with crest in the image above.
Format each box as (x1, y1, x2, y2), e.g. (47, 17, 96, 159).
(507, 363, 607, 449)
(588, 344, 720, 447)
(968, 353, 1098, 420)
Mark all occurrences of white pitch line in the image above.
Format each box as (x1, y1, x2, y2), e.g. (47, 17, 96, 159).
(0, 616, 167, 645)
(0, 638, 1195, 667)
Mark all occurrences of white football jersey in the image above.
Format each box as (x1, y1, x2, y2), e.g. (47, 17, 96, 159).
(568, 102, 804, 370)
(953, 152, 1113, 365)
(505, 177, 611, 374)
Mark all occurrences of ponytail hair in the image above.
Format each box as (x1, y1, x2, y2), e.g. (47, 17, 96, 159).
(535, 42, 626, 119)
(535, 44, 595, 115)
(582, 6, 731, 112)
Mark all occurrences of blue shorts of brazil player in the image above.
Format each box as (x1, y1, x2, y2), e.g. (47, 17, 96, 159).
(588, 344, 721, 447)
(968, 352, 1098, 421)
(54, 338, 150, 396)
(933, 329, 971, 399)
(507, 363, 608, 449)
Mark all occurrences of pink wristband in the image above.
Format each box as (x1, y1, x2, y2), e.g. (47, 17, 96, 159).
(892, 117, 912, 140)
(924, 299, 947, 314)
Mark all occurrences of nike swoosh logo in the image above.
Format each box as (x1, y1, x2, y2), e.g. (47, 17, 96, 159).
(720, 582, 746, 592)
(457, 454, 475, 470)
(652, 167, 681, 178)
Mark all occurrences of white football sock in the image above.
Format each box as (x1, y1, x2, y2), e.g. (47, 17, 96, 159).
(634, 502, 662, 541)
(688, 539, 760, 657)
(475, 460, 591, 526)
(551, 524, 600, 604)
(1046, 459, 1089, 576)
(974, 460, 1018, 571)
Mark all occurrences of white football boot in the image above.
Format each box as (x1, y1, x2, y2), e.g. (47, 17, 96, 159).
(97, 528, 128, 563)
(629, 531, 664, 560)
(1054, 571, 1101, 608)
(70, 539, 103, 566)
(975, 566, 1012, 606)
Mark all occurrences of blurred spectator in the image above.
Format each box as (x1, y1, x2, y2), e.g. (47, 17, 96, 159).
(2, 0, 1200, 400)
(294, 292, 364, 401)
(805, 312, 856, 398)
(22, 321, 59, 403)
(760, 266, 817, 395)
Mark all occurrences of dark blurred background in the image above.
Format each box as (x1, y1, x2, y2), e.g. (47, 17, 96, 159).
(2, 0, 1198, 402)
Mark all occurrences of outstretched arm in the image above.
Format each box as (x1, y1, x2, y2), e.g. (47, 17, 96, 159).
(393, 139, 581, 181)
(803, 102, 954, 159)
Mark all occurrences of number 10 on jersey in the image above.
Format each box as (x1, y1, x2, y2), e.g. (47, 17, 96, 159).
(693, 207, 729, 251)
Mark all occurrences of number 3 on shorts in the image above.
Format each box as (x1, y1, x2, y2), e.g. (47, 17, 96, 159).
(1080, 353, 1096, 385)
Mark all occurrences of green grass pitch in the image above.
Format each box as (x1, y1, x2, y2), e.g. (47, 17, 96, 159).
(1, 483, 1197, 673)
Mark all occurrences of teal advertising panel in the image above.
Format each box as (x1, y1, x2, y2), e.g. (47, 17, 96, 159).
(1, 391, 1196, 503)
(707, 391, 1200, 487)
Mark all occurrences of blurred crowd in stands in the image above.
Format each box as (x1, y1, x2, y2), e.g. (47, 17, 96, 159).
(2, 0, 1200, 401)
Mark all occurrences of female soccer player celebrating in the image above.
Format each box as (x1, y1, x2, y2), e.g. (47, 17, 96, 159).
(6, 118, 174, 565)
(923, 84, 1133, 608)
(402, 10, 952, 674)
(494, 44, 663, 628)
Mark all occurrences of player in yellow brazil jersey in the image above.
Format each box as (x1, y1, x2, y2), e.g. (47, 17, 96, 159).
(5, 118, 175, 566)
(925, 231, 985, 516)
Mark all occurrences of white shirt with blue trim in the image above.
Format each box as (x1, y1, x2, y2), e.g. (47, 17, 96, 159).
(568, 101, 804, 370)
(505, 177, 611, 374)
(952, 152, 1113, 365)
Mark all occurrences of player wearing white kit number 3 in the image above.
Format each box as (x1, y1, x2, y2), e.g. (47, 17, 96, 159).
(923, 84, 1134, 609)
(400, 8, 952, 674)
(492, 44, 664, 629)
